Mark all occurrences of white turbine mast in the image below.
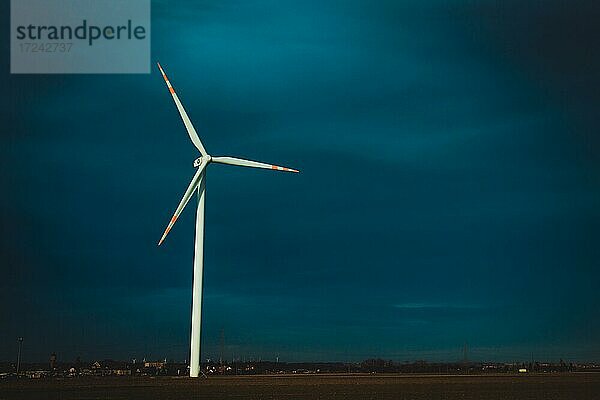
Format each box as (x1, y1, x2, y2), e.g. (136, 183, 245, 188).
(156, 63, 298, 378)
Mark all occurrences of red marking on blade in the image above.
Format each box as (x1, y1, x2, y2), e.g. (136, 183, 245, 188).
(160, 225, 172, 239)
(271, 165, 278, 170)
(169, 87, 175, 94)
(170, 215, 178, 224)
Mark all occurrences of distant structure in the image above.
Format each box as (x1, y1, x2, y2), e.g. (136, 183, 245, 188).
(220, 329, 225, 369)
(16, 337, 23, 377)
(50, 353, 57, 371)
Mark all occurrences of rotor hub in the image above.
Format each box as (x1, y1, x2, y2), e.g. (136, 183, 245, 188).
(193, 155, 211, 167)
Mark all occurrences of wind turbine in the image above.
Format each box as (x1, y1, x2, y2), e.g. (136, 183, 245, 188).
(156, 63, 298, 378)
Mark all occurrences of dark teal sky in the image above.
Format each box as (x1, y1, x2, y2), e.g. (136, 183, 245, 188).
(2, 0, 599, 363)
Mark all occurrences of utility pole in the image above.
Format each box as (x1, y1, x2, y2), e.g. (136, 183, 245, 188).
(16, 337, 23, 378)
(219, 328, 225, 374)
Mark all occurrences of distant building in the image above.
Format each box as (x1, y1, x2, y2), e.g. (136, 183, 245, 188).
(49, 353, 57, 370)
(144, 361, 166, 369)
(112, 368, 131, 376)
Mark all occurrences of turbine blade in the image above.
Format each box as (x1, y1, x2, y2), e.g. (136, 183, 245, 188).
(157, 62, 208, 156)
(158, 161, 207, 246)
(212, 156, 299, 173)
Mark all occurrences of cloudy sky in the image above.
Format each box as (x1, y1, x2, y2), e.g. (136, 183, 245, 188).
(2, 0, 599, 363)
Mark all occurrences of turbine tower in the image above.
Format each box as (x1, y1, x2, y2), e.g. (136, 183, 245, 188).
(156, 63, 298, 378)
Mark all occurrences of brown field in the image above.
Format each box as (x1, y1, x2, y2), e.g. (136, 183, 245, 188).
(1, 373, 600, 400)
